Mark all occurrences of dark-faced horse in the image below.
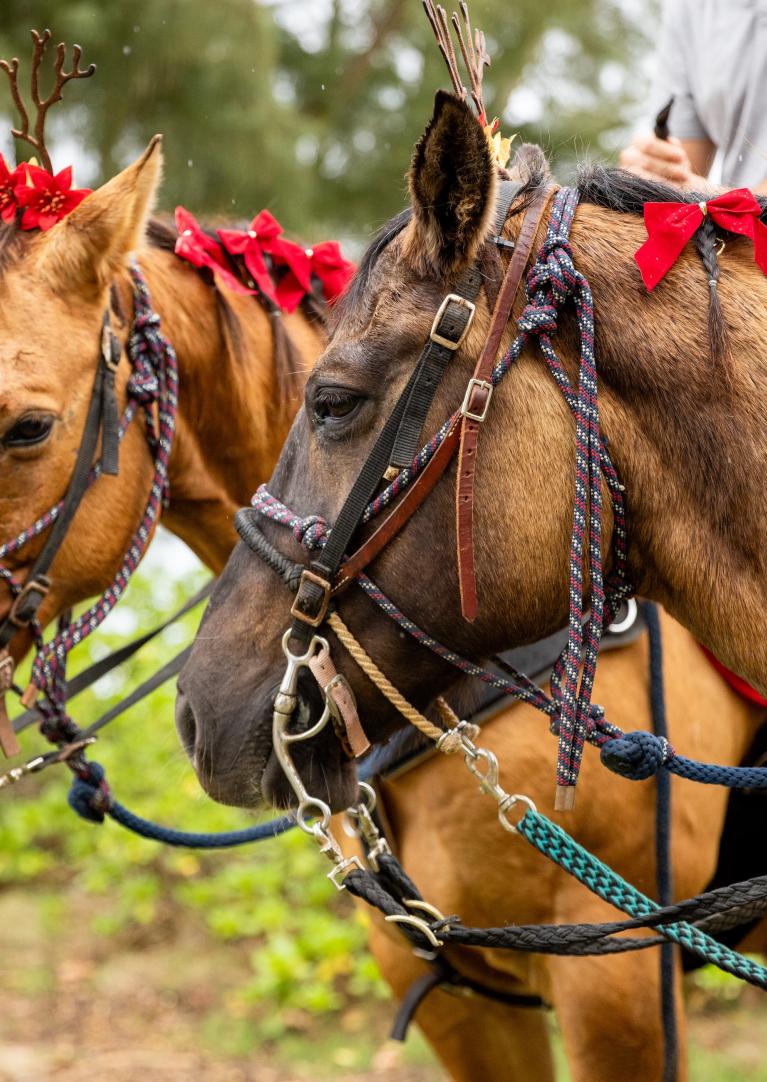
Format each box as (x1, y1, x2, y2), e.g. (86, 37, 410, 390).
(177, 90, 767, 1078)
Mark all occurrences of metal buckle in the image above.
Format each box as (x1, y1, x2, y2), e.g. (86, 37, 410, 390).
(429, 294, 476, 351)
(8, 575, 51, 628)
(289, 569, 331, 627)
(461, 378, 493, 423)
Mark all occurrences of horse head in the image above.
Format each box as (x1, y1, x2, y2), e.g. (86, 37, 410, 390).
(176, 91, 574, 810)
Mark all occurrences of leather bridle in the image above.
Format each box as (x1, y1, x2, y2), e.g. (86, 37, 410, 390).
(239, 180, 632, 809)
(0, 313, 122, 755)
(0, 266, 178, 761)
(243, 179, 551, 645)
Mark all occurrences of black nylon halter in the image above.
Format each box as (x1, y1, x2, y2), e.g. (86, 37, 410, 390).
(284, 180, 522, 643)
(0, 311, 121, 651)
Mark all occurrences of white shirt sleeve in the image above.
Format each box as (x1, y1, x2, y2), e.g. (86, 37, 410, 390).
(653, 0, 708, 140)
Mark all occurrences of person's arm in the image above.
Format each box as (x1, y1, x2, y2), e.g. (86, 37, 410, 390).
(620, 0, 717, 189)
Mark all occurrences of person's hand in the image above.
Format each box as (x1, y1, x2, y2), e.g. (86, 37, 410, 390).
(619, 133, 705, 189)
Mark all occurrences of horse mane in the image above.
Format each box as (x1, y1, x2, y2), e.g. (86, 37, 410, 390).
(578, 165, 767, 369)
(146, 217, 317, 418)
(0, 212, 310, 419)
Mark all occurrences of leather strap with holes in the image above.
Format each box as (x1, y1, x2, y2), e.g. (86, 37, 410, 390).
(456, 185, 557, 621)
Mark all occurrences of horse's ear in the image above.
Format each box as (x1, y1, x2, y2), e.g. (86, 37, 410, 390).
(38, 135, 163, 293)
(403, 90, 496, 275)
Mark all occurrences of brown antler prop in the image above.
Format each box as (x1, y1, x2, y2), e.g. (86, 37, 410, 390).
(422, 0, 490, 122)
(0, 28, 95, 172)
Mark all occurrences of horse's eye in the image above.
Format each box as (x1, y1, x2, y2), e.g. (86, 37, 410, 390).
(4, 414, 55, 448)
(312, 387, 361, 425)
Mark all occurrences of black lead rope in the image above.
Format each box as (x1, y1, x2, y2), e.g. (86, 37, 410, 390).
(389, 955, 545, 1042)
(645, 602, 679, 1082)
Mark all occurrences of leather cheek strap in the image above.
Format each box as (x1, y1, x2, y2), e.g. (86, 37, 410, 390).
(309, 642, 371, 758)
(456, 185, 558, 622)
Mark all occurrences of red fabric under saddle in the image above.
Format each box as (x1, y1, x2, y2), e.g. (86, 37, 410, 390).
(699, 645, 767, 708)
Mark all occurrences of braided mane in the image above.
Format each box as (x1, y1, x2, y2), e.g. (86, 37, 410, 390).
(578, 165, 767, 367)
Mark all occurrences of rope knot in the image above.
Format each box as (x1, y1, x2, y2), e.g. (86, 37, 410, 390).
(132, 309, 161, 335)
(293, 514, 329, 550)
(518, 303, 558, 337)
(600, 731, 675, 781)
(67, 760, 112, 823)
(127, 366, 161, 405)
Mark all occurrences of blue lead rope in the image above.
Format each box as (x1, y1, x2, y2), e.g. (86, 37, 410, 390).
(68, 761, 295, 847)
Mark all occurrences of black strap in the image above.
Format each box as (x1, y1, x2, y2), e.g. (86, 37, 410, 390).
(0, 312, 122, 649)
(13, 581, 213, 734)
(390, 954, 545, 1042)
(388, 181, 521, 469)
(289, 182, 523, 635)
(80, 644, 191, 738)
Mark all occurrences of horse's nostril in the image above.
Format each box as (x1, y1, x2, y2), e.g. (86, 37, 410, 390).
(174, 690, 197, 757)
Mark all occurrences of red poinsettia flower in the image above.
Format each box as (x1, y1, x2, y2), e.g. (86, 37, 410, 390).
(0, 154, 24, 224)
(308, 241, 356, 303)
(219, 210, 312, 312)
(14, 164, 91, 231)
(174, 207, 254, 297)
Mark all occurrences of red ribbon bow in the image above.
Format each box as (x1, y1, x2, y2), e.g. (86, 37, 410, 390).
(635, 188, 767, 290)
(174, 207, 254, 297)
(218, 210, 311, 312)
(175, 206, 356, 310)
(307, 240, 355, 303)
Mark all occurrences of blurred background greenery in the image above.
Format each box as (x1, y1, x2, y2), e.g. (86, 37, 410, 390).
(0, 0, 653, 243)
(3, 2, 767, 1079)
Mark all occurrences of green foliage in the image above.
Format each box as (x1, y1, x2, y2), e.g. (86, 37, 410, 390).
(1, 535, 384, 1035)
(0, 0, 655, 240)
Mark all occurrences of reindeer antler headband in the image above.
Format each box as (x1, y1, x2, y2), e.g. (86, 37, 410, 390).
(423, 0, 513, 168)
(1, 28, 95, 173)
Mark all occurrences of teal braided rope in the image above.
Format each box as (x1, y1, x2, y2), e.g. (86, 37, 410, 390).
(518, 810, 767, 987)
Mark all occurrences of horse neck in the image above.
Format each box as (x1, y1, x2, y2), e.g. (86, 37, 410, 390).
(568, 202, 767, 690)
(128, 241, 324, 571)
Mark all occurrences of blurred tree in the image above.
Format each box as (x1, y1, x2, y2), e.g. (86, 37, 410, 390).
(0, 0, 650, 241)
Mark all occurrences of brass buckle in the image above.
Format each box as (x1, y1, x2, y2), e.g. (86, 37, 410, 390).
(290, 569, 331, 628)
(429, 294, 476, 351)
(8, 575, 51, 628)
(461, 378, 493, 422)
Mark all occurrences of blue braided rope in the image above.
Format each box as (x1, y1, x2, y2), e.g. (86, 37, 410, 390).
(109, 800, 295, 847)
(67, 761, 296, 847)
(518, 809, 767, 986)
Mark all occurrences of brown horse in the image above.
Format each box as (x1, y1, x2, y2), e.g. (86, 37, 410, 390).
(175, 92, 767, 1077)
(344, 612, 767, 1080)
(4, 116, 765, 1080)
(0, 137, 323, 674)
(176, 90, 767, 805)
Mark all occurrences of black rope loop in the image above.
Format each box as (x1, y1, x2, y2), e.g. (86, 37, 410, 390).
(234, 509, 304, 590)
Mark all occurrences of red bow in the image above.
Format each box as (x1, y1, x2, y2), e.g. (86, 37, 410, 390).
(635, 188, 767, 290)
(218, 211, 311, 312)
(308, 240, 355, 303)
(174, 207, 254, 297)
